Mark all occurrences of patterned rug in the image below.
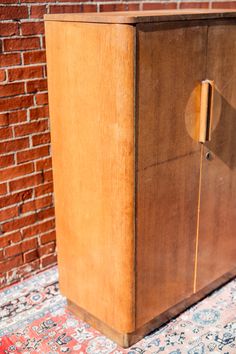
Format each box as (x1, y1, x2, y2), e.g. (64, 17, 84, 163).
(0, 267, 236, 353)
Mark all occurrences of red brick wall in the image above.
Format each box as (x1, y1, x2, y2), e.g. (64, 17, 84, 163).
(0, 0, 236, 289)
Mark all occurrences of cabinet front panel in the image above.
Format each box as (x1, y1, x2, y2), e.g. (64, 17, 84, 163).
(196, 22, 236, 291)
(136, 22, 207, 327)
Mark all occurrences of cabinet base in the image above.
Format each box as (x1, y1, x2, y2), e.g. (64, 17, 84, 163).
(67, 268, 236, 348)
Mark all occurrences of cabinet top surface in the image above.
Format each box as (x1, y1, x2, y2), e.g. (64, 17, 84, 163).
(44, 9, 236, 24)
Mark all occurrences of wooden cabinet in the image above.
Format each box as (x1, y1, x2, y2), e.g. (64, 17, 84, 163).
(45, 10, 236, 347)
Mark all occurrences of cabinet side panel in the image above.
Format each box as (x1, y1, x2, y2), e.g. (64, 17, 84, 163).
(136, 22, 206, 327)
(196, 22, 236, 291)
(45, 22, 135, 332)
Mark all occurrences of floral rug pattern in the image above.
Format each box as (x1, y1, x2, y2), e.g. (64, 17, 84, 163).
(0, 267, 236, 353)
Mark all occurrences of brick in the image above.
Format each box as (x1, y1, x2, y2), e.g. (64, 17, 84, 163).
(2, 214, 37, 233)
(43, 169, 53, 183)
(26, 79, 47, 93)
(22, 218, 55, 238)
(0, 53, 21, 68)
(0, 250, 5, 261)
(32, 132, 50, 146)
(56, 0, 89, 2)
(0, 6, 28, 21)
(5, 238, 38, 257)
(23, 50, 46, 65)
(49, 5, 82, 14)
(20, 200, 34, 214)
(43, 63, 47, 76)
(180, 2, 209, 9)
(35, 157, 52, 171)
(23, 0, 54, 3)
(22, 238, 38, 252)
(0, 255, 22, 274)
(30, 5, 47, 19)
(38, 242, 55, 257)
(100, 3, 138, 11)
(0, 274, 6, 288)
(7, 258, 40, 282)
(0, 231, 21, 248)
(21, 195, 53, 214)
(36, 206, 54, 221)
(0, 126, 13, 140)
(41, 36, 46, 49)
(0, 154, 14, 168)
(0, 82, 25, 98)
(8, 66, 43, 82)
(30, 106, 49, 120)
(1, 95, 34, 111)
(21, 21, 45, 35)
(143, 2, 177, 10)
(5, 243, 21, 257)
(9, 173, 43, 192)
(0, 183, 7, 195)
(4, 37, 40, 52)
(35, 92, 48, 105)
(16, 258, 40, 276)
(22, 190, 34, 201)
(0, 250, 4, 261)
(0, 23, 19, 37)
(0, 206, 18, 222)
(41, 230, 56, 244)
(0, 137, 29, 154)
(23, 249, 38, 263)
(0, 189, 33, 209)
(14, 120, 48, 137)
(0, 127, 12, 141)
(125, 3, 140, 11)
(0, 162, 34, 182)
(0, 70, 6, 82)
(9, 110, 27, 124)
(41, 253, 57, 267)
(17, 146, 49, 163)
(1, 0, 19, 4)
(0, 114, 8, 127)
(35, 182, 53, 197)
(212, 1, 236, 8)
(81, 4, 98, 12)
(0, 111, 27, 126)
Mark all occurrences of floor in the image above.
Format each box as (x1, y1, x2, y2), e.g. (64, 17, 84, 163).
(0, 267, 235, 353)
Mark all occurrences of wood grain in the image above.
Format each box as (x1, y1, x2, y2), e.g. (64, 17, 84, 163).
(195, 23, 236, 291)
(44, 10, 236, 25)
(45, 21, 136, 332)
(67, 300, 132, 348)
(68, 265, 236, 347)
(45, 14, 236, 346)
(136, 22, 206, 327)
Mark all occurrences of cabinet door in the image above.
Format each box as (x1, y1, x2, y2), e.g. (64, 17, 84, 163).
(136, 22, 207, 327)
(195, 22, 236, 292)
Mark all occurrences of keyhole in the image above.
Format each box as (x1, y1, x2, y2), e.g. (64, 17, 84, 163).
(205, 151, 213, 161)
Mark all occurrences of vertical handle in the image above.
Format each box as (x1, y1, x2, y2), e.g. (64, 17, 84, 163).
(199, 80, 214, 143)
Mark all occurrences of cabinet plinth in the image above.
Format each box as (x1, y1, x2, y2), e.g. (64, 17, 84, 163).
(45, 10, 236, 347)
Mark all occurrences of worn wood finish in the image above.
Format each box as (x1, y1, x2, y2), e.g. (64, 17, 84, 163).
(136, 22, 206, 170)
(45, 12, 236, 347)
(136, 22, 206, 327)
(196, 23, 236, 291)
(67, 300, 132, 348)
(44, 10, 236, 24)
(45, 21, 135, 332)
(68, 265, 236, 347)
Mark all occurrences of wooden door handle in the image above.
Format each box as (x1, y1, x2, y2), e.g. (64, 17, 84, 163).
(199, 80, 214, 143)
